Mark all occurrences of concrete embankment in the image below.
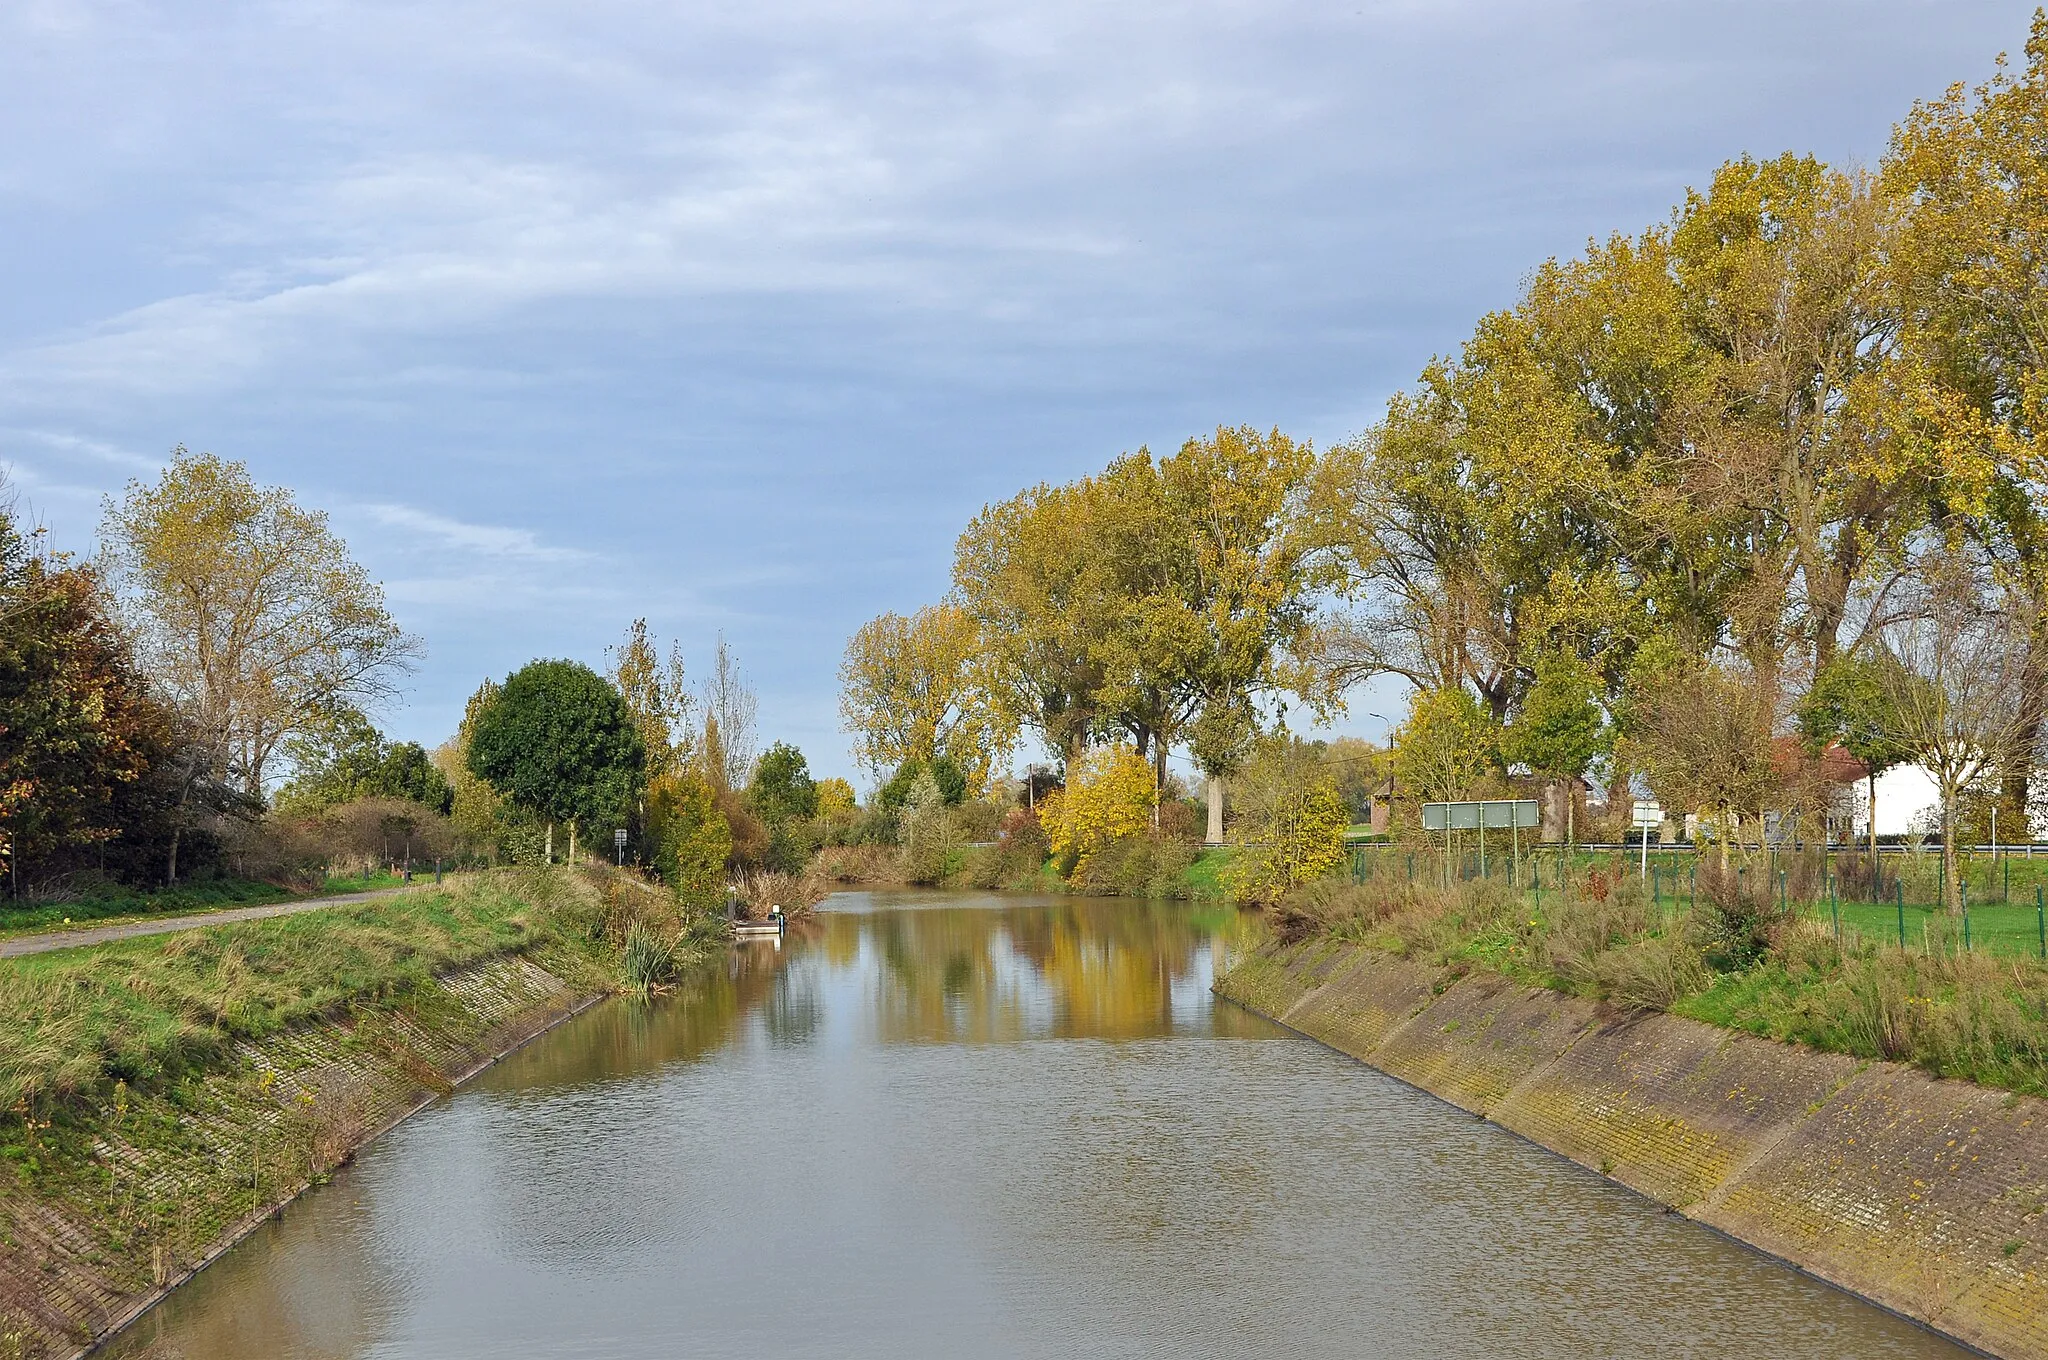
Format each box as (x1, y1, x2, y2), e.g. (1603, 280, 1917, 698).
(0, 954, 609, 1360)
(1217, 940, 2048, 1360)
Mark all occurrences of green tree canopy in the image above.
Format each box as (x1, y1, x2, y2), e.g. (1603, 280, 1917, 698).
(648, 771, 730, 911)
(467, 659, 646, 836)
(747, 741, 817, 823)
(1502, 652, 1609, 782)
(878, 754, 967, 808)
(278, 709, 453, 816)
(1392, 686, 1499, 805)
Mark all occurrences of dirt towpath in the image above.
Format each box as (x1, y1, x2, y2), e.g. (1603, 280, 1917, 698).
(0, 887, 414, 958)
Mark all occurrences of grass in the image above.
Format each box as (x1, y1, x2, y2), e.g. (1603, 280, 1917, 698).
(0, 871, 409, 938)
(0, 866, 671, 1115)
(1180, 848, 1233, 900)
(1275, 869, 2048, 1099)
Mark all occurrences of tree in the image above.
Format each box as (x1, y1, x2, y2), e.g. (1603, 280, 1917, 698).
(647, 772, 730, 911)
(1871, 564, 2042, 914)
(898, 771, 953, 885)
(0, 500, 185, 889)
(1502, 652, 1608, 845)
(1155, 428, 1339, 842)
(1797, 649, 1907, 871)
(1628, 666, 1781, 871)
(608, 619, 693, 780)
(815, 777, 858, 818)
(467, 659, 646, 858)
(99, 449, 420, 797)
(1037, 744, 1155, 876)
(1391, 687, 1497, 805)
(1886, 19, 2048, 826)
(699, 633, 758, 792)
(748, 742, 818, 823)
(1222, 739, 1349, 906)
(435, 679, 510, 859)
(953, 479, 1115, 766)
(878, 754, 967, 809)
(276, 709, 453, 816)
(839, 602, 1012, 793)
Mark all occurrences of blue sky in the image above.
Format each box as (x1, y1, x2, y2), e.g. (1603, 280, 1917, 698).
(0, 0, 2023, 787)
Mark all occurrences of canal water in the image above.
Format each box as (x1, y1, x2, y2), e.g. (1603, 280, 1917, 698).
(110, 890, 1966, 1359)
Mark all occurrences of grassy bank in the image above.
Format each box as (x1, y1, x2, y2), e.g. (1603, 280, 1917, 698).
(0, 865, 704, 1359)
(1281, 871, 2048, 1099)
(0, 866, 698, 1115)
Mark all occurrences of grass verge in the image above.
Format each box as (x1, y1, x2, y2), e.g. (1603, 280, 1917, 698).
(1275, 872, 2048, 1098)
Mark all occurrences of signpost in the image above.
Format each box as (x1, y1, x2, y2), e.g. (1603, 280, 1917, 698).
(614, 827, 628, 867)
(1420, 800, 1539, 885)
(1632, 801, 1661, 878)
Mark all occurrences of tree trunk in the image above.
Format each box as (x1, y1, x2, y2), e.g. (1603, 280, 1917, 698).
(1868, 770, 1880, 896)
(1153, 743, 1168, 832)
(1941, 790, 1962, 915)
(1207, 776, 1225, 845)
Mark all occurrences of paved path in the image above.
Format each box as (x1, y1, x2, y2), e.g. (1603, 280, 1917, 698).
(0, 887, 415, 958)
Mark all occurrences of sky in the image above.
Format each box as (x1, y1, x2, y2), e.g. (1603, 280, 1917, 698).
(0, 0, 2029, 789)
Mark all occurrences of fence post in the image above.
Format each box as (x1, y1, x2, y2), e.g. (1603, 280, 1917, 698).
(1897, 879, 1907, 949)
(1689, 864, 1696, 914)
(1830, 873, 1840, 945)
(1779, 868, 1787, 914)
(1962, 881, 1971, 953)
(2038, 885, 2045, 961)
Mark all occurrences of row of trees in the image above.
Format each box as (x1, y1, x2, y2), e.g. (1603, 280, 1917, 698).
(437, 624, 850, 909)
(841, 18, 2048, 917)
(0, 445, 835, 906)
(0, 449, 421, 891)
(842, 425, 1341, 843)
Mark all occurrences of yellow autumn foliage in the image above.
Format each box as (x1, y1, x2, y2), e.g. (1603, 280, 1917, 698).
(1039, 744, 1156, 875)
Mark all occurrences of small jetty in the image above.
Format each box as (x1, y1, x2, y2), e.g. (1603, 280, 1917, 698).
(731, 909, 786, 940)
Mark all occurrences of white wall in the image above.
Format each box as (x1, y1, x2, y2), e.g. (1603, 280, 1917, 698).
(1858, 764, 2047, 840)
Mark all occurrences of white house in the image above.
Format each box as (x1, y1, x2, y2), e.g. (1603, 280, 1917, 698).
(1860, 764, 2048, 842)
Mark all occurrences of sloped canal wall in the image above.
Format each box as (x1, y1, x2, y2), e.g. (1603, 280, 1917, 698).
(0, 956, 607, 1360)
(1217, 941, 2048, 1360)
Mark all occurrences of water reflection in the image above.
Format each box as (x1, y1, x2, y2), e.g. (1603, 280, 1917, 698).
(108, 891, 1965, 1360)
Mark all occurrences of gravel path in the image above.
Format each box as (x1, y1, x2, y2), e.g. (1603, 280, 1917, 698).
(0, 887, 415, 958)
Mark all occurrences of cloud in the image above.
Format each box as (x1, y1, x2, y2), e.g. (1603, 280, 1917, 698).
(356, 502, 595, 563)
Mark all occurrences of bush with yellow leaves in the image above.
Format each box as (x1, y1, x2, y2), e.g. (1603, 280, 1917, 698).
(1038, 744, 1156, 876)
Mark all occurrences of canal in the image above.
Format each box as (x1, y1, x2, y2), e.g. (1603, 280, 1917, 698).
(110, 890, 1966, 1358)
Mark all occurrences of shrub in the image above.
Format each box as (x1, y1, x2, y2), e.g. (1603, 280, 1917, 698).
(1072, 834, 1197, 899)
(1223, 741, 1348, 906)
(812, 844, 903, 882)
(647, 773, 731, 911)
(949, 798, 1004, 844)
(1594, 933, 1710, 1012)
(1039, 745, 1156, 876)
(1693, 860, 1793, 969)
(899, 773, 953, 884)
